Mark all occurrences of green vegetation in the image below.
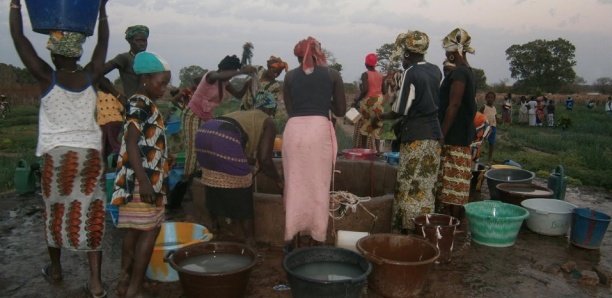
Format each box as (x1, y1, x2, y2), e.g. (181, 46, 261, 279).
(0, 101, 610, 192)
(492, 104, 611, 189)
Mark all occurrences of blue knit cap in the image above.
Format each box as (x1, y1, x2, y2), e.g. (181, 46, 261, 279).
(133, 52, 170, 75)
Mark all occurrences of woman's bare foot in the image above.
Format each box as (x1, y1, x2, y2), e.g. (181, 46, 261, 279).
(115, 272, 130, 297)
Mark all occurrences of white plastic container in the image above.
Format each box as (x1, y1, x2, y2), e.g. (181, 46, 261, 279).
(335, 230, 369, 252)
(520, 199, 577, 236)
(345, 107, 361, 124)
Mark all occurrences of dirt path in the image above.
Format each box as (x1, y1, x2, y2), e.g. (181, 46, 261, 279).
(0, 180, 610, 297)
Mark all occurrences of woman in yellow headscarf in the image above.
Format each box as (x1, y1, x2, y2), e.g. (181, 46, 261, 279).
(240, 56, 288, 110)
(436, 28, 477, 224)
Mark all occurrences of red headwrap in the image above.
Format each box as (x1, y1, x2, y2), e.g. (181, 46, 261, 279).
(365, 53, 377, 67)
(293, 36, 327, 75)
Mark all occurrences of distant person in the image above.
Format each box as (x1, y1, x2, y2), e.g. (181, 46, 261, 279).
(380, 30, 442, 232)
(501, 93, 512, 125)
(10, 1, 109, 296)
(606, 96, 612, 116)
(536, 97, 546, 126)
(0, 94, 8, 118)
(110, 52, 171, 298)
(436, 28, 477, 223)
(527, 96, 537, 126)
(104, 25, 150, 99)
(471, 109, 491, 165)
(353, 53, 385, 152)
(518, 95, 528, 124)
(546, 99, 555, 127)
(96, 77, 125, 164)
(283, 36, 346, 251)
(195, 96, 283, 248)
(482, 91, 497, 163)
(239, 56, 288, 110)
(587, 99, 595, 109)
(565, 96, 574, 111)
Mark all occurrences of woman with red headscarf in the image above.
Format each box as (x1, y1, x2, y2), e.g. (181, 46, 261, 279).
(352, 53, 385, 152)
(282, 37, 346, 251)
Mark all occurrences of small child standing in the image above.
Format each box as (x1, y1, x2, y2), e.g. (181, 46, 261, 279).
(482, 92, 498, 163)
(546, 99, 555, 127)
(111, 52, 171, 298)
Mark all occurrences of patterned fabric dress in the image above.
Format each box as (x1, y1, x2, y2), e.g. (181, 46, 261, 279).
(38, 74, 105, 251)
(436, 145, 472, 205)
(111, 94, 167, 230)
(392, 140, 441, 231)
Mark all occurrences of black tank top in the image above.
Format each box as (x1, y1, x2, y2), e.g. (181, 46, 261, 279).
(287, 66, 333, 118)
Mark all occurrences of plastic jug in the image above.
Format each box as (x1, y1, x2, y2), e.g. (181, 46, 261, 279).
(547, 165, 567, 200)
(14, 159, 36, 195)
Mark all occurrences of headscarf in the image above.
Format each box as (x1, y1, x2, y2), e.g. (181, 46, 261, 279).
(365, 53, 377, 67)
(293, 36, 327, 75)
(267, 56, 289, 73)
(218, 55, 241, 71)
(125, 25, 150, 41)
(442, 28, 475, 56)
(46, 31, 86, 58)
(395, 30, 429, 55)
(133, 52, 170, 75)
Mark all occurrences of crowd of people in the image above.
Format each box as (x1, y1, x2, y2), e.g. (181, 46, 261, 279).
(7, 0, 612, 297)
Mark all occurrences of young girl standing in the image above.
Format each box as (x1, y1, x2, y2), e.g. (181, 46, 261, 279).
(111, 52, 171, 298)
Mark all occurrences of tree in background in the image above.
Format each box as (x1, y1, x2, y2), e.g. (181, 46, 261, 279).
(594, 77, 612, 95)
(323, 48, 343, 73)
(375, 43, 401, 73)
(472, 67, 489, 91)
(179, 65, 207, 88)
(0, 63, 36, 86)
(505, 38, 576, 93)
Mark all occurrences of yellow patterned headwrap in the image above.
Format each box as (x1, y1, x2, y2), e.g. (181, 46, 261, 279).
(395, 30, 430, 55)
(46, 31, 86, 58)
(442, 28, 475, 56)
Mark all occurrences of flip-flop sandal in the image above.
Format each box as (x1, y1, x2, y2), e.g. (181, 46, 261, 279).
(41, 264, 62, 284)
(83, 283, 107, 298)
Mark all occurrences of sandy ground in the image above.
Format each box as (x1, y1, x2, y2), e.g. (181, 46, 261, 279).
(0, 178, 611, 298)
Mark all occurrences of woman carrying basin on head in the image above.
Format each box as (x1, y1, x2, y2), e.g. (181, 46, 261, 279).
(9, 0, 109, 296)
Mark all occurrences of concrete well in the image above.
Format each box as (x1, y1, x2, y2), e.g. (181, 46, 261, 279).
(191, 158, 397, 246)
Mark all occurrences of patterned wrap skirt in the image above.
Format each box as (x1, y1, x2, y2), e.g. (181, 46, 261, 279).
(196, 118, 254, 219)
(359, 96, 384, 140)
(117, 180, 165, 230)
(392, 140, 441, 231)
(182, 108, 202, 177)
(41, 146, 105, 251)
(436, 145, 472, 206)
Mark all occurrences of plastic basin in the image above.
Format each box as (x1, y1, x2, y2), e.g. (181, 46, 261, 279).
(25, 0, 100, 36)
(147, 222, 213, 282)
(166, 120, 181, 135)
(485, 168, 535, 200)
(520, 199, 577, 236)
(464, 201, 529, 247)
(357, 234, 439, 297)
(168, 241, 256, 298)
(383, 152, 399, 165)
(342, 148, 377, 160)
(496, 183, 554, 205)
(283, 246, 371, 298)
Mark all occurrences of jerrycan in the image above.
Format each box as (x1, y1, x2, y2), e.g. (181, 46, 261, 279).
(14, 159, 36, 194)
(547, 165, 567, 200)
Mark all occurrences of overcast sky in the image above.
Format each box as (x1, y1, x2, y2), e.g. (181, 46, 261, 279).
(1, 0, 611, 86)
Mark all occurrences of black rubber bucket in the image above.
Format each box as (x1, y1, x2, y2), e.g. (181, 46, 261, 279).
(283, 246, 371, 298)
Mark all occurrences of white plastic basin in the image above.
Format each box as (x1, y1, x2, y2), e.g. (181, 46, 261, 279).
(520, 199, 577, 236)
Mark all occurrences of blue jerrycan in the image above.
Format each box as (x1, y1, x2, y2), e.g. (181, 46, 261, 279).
(547, 165, 567, 200)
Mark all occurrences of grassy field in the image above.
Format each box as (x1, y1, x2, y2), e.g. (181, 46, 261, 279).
(0, 99, 610, 192)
